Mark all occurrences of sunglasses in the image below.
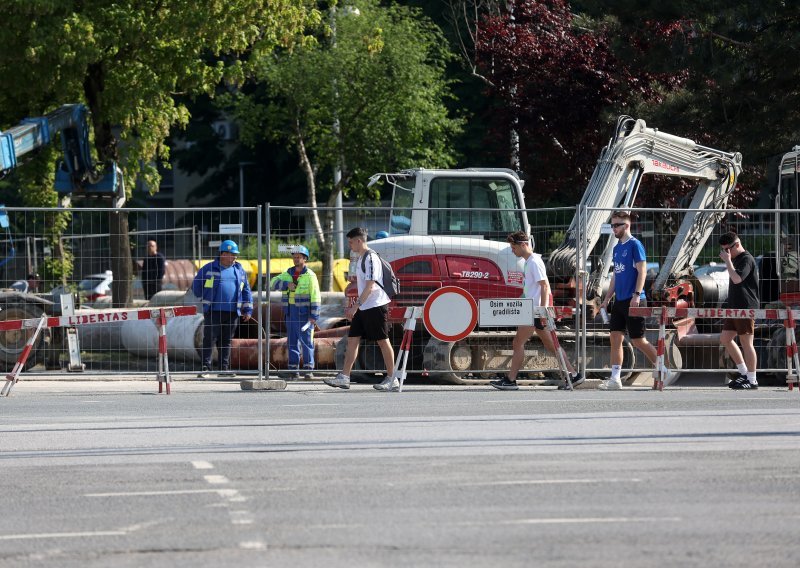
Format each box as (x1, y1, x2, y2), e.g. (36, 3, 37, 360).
(610, 222, 627, 228)
(721, 243, 737, 251)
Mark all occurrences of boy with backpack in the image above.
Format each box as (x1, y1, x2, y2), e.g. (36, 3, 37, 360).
(324, 227, 397, 391)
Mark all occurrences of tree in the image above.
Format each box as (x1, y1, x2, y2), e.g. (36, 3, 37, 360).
(0, 0, 319, 305)
(475, 0, 671, 203)
(235, 0, 464, 290)
(575, 0, 800, 204)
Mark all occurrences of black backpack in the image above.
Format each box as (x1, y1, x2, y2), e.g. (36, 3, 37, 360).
(361, 250, 400, 298)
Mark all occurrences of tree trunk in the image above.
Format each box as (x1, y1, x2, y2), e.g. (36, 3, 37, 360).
(85, 61, 132, 307)
(295, 120, 335, 290)
(109, 210, 133, 307)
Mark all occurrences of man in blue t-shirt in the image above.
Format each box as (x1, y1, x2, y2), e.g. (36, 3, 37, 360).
(599, 210, 675, 389)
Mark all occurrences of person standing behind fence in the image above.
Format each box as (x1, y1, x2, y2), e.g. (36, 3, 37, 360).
(599, 210, 676, 390)
(270, 245, 320, 380)
(141, 240, 166, 300)
(718, 231, 759, 389)
(192, 240, 253, 378)
(490, 231, 584, 390)
(324, 227, 396, 391)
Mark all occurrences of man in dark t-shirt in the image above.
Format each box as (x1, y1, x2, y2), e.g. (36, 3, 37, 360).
(142, 240, 166, 300)
(719, 231, 759, 389)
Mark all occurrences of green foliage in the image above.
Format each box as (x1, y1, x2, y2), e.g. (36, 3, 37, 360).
(234, 0, 464, 202)
(0, 0, 321, 194)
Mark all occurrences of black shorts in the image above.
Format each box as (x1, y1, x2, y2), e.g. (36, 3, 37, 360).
(609, 298, 646, 339)
(349, 305, 390, 341)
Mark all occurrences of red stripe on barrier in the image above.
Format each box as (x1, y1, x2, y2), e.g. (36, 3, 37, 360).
(0, 306, 197, 332)
(628, 306, 800, 320)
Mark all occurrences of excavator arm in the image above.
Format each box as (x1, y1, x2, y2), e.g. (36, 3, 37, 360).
(548, 116, 742, 299)
(0, 104, 122, 205)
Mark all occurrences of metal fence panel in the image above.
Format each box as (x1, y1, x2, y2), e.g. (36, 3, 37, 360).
(0, 207, 261, 377)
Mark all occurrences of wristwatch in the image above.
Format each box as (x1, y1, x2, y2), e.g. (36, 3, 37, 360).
(356, 299, 362, 307)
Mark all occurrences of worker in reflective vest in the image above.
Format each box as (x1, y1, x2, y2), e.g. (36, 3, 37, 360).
(270, 245, 321, 379)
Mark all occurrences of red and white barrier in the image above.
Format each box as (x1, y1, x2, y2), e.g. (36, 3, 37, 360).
(629, 306, 800, 391)
(1, 306, 196, 397)
(393, 307, 422, 392)
(533, 306, 577, 390)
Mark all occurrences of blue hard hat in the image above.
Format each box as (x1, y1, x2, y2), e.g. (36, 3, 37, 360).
(293, 245, 310, 259)
(375, 231, 389, 239)
(220, 239, 240, 254)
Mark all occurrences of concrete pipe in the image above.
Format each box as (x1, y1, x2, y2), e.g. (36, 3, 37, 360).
(147, 289, 197, 308)
(231, 336, 342, 370)
(77, 320, 126, 353)
(120, 313, 204, 363)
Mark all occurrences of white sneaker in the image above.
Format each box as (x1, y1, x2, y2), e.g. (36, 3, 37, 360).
(324, 373, 350, 389)
(598, 378, 622, 390)
(374, 377, 400, 392)
(662, 369, 680, 387)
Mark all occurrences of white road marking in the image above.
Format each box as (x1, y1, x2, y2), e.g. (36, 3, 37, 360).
(204, 475, 229, 484)
(307, 516, 681, 530)
(454, 478, 642, 487)
(192, 461, 214, 469)
(282, 403, 339, 407)
(230, 511, 254, 525)
(86, 489, 233, 497)
(240, 541, 267, 550)
(479, 516, 682, 526)
(0, 530, 126, 540)
(483, 398, 611, 403)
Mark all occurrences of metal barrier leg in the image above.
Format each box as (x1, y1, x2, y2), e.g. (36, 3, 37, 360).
(545, 310, 573, 391)
(2, 315, 48, 398)
(654, 308, 667, 391)
(394, 307, 420, 393)
(785, 311, 799, 393)
(156, 309, 171, 395)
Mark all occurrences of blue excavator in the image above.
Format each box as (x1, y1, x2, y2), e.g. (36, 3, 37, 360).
(0, 103, 123, 203)
(0, 104, 123, 370)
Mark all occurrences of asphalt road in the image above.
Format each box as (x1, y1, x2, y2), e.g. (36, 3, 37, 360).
(1, 380, 799, 567)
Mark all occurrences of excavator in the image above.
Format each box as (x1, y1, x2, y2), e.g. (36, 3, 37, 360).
(0, 104, 123, 370)
(350, 116, 743, 383)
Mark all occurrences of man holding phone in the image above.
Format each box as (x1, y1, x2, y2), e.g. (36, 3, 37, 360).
(718, 231, 759, 389)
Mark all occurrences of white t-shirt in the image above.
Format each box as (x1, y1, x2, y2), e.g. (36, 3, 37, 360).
(357, 250, 391, 309)
(523, 253, 548, 306)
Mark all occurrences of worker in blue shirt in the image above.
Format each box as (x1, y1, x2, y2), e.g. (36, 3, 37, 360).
(192, 240, 253, 378)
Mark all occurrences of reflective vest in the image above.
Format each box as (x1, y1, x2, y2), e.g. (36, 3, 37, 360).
(270, 266, 321, 320)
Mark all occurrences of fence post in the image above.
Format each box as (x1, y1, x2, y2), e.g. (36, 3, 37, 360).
(264, 202, 271, 378)
(256, 205, 264, 380)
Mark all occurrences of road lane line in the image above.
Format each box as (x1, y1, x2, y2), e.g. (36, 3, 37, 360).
(204, 475, 229, 484)
(454, 478, 642, 487)
(282, 404, 339, 407)
(192, 460, 214, 469)
(240, 541, 267, 550)
(0, 530, 127, 540)
(86, 489, 225, 497)
(483, 516, 682, 526)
